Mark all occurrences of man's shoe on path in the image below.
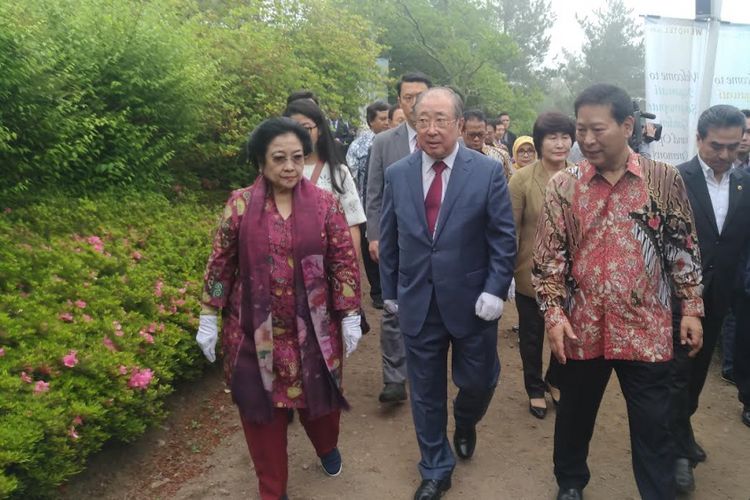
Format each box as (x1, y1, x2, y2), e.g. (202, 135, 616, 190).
(675, 458, 695, 493)
(556, 488, 583, 500)
(320, 448, 342, 477)
(721, 370, 736, 385)
(414, 477, 451, 500)
(379, 382, 407, 403)
(742, 406, 750, 427)
(453, 425, 476, 459)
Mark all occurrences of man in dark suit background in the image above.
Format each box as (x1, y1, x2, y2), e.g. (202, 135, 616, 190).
(379, 87, 516, 500)
(671, 104, 750, 493)
(366, 72, 432, 404)
(498, 112, 517, 157)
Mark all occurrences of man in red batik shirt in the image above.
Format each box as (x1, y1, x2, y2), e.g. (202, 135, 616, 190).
(533, 84, 704, 500)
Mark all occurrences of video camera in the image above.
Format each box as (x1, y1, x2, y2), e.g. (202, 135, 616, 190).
(629, 100, 662, 152)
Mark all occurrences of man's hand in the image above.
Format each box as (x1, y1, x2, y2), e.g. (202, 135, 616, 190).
(474, 292, 504, 321)
(547, 319, 578, 365)
(369, 240, 379, 263)
(383, 299, 398, 315)
(680, 315, 703, 358)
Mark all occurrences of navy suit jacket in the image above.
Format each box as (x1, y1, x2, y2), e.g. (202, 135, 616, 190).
(379, 145, 517, 337)
(677, 157, 750, 316)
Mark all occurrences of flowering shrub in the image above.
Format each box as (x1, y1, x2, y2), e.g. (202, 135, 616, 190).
(0, 190, 222, 498)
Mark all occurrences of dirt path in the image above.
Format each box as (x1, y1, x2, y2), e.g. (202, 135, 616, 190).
(63, 300, 750, 500)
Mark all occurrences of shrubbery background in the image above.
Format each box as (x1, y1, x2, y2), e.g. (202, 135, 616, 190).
(0, 0, 381, 497)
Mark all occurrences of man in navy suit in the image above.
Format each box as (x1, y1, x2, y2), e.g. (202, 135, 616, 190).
(379, 87, 516, 500)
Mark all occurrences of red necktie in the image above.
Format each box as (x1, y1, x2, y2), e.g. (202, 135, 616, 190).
(425, 161, 447, 236)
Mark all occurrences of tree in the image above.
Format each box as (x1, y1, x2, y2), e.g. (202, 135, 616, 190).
(556, 0, 644, 111)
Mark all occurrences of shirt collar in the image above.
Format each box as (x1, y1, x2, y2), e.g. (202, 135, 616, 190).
(406, 122, 417, 142)
(580, 149, 642, 184)
(698, 154, 732, 182)
(422, 142, 460, 175)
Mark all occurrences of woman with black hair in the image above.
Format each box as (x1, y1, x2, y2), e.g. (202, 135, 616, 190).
(196, 117, 362, 500)
(283, 100, 366, 256)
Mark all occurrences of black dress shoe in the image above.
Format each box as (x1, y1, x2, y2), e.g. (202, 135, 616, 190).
(742, 406, 750, 427)
(379, 382, 407, 403)
(692, 442, 707, 463)
(529, 403, 547, 419)
(453, 425, 476, 459)
(414, 477, 451, 500)
(675, 458, 695, 493)
(556, 488, 583, 500)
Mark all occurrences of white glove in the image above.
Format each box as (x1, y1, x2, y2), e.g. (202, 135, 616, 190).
(342, 315, 362, 357)
(383, 299, 399, 315)
(507, 279, 516, 302)
(196, 315, 218, 363)
(475, 292, 504, 321)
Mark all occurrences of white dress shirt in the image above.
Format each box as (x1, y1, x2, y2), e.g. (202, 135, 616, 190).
(421, 143, 459, 202)
(698, 154, 731, 233)
(407, 123, 419, 153)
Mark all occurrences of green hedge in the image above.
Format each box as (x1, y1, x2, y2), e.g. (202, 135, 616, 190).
(0, 191, 222, 498)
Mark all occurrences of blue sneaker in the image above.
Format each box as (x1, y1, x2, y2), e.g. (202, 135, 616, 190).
(320, 447, 342, 476)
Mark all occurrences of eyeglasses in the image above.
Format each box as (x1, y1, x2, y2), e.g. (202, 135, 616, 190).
(518, 149, 536, 157)
(415, 118, 457, 131)
(465, 132, 486, 140)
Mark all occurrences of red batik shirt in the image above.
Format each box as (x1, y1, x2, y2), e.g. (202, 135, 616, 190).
(532, 152, 704, 362)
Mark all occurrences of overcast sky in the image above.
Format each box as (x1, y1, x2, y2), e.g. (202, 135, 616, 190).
(545, 0, 750, 67)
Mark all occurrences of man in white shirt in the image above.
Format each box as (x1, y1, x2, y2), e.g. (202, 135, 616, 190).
(366, 72, 432, 403)
(672, 104, 750, 493)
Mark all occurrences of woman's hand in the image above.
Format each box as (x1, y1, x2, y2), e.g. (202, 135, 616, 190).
(196, 315, 218, 362)
(342, 314, 362, 357)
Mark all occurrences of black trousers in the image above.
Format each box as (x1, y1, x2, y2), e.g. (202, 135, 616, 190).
(733, 293, 750, 406)
(516, 293, 560, 398)
(359, 222, 381, 302)
(669, 309, 724, 460)
(554, 357, 675, 500)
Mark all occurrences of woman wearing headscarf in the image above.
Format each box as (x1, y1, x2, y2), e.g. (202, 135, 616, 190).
(283, 100, 366, 257)
(195, 117, 362, 500)
(513, 135, 537, 169)
(508, 112, 576, 419)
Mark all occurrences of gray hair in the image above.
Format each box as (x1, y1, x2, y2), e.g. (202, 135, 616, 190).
(414, 87, 464, 120)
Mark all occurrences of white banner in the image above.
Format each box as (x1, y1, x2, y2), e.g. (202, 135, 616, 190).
(644, 17, 750, 164)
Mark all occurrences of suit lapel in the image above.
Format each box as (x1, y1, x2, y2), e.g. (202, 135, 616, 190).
(721, 168, 745, 233)
(405, 153, 429, 240)
(433, 147, 472, 244)
(394, 123, 411, 159)
(685, 158, 719, 236)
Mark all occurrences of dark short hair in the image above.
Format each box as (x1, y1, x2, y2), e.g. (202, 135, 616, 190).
(388, 103, 400, 121)
(532, 112, 576, 156)
(498, 112, 510, 119)
(697, 105, 747, 139)
(283, 99, 346, 193)
(366, 100, 390, 126)
(396, 72, 433, 96)
(286, 90, 319, 106)
(463, 109, 486, 124)
(414, 87, 464, 120)
(742, 109, 750, 119)
(574, 84, 633, 124)
(246, 117, 312, 170)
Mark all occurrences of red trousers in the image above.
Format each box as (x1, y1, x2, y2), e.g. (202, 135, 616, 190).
(240, 408, 340, 500)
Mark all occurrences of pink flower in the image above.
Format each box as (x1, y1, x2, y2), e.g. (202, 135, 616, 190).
(147, 322, 157, 333)
(0, 348, 5, 357)
(131, 251, 142, 261)
(86, 236, 104, 253)
(82, 314, 93, 323)
(62, 350, 79, 368)
(157, 323, 165, 332)
(20, 371, 32, 383)
(34, 380, 50, 394)
(102, 336, 117, 352)
(154, 279, 164, 298)
(58, 312, 74, 323)
(158, 304, 166, 314)
(118, 365, 128, 375)
(173, 298, 186, 307)
(139, 331, 155, 344)
(128, 368, 154, 389)
(178, 287, 187, 294)
(3, 208, 11, 214)
(74, 300, 87, 309)
(72, 415, 83, 425)
(68, 426, 79, 440)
